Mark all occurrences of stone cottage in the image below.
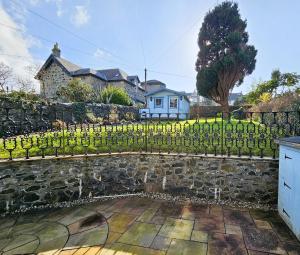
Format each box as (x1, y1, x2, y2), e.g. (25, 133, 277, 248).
(35, 43, 145, 104)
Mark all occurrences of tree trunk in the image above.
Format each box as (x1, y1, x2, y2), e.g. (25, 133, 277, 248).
(220, 100, 230, 116)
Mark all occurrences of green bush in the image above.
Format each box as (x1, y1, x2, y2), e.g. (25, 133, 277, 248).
(1, 90, 42, 102)
(57, 78, 94, 102)
(99, 85, 132, 106)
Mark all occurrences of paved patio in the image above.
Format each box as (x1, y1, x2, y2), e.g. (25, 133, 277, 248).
(0, 197, 300, 255)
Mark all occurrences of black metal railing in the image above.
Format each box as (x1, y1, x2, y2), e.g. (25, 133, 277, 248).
(0, 106, 299, 160)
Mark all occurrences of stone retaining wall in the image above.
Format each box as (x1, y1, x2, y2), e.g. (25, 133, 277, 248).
(0, 153, 279, 213)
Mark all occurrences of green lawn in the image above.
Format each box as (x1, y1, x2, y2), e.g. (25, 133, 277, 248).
(0, 118, 284, 160)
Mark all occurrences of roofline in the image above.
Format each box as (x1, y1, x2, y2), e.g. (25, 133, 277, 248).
(145, 88, 190, 102)
(72, 72, 107, 82)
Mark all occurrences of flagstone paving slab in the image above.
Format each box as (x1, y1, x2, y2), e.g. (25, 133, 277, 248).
(191, 230, 208, 243)
(67, 213, 106, 235)
(65, 224, 108, 249)
(1, 197, 300, 255)
(243, 227, 287, 254)
(3, 239, 39, 255)
(118, 222, 160, 247)
(208, 233, 248, 255)
(151, 236, 172, 251)
(167, 239, 207, 255)
(224, 209, 254, 226)
(158, 218, 193, 240)
(107, 213, 136, 233)
(194, 215, 225, 233)
(156, 202, 183, 218)
(225, 224, 243, 236)
(137, 207, 159, 222)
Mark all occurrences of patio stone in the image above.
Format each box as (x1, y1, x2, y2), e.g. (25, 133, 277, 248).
(225, 224, 243, 236)
(58, 208, 96, 225)
(3, 235, 38, 252)
(208, 233, 248, 255)
(67, 213, 106, 234)
(118, 222, 160, 247)
(151, 236, 172, 251)
(65, 224, 108, 249)
(194, 215, 225, 233)
(283, 242, 300, 255)
(243, 227, 287, 254)
(0, 218, 15, 230)
(224, 209, 254, 226)
(99, 243, 165, 255)
(36, 222, 69, 253)
(158, 218, 193, 240)
(137, 207, 159, 222)
(107, 213, 136, 233)
(191, 230, 208, 242)
(150, 215, 166, 225)
(3, 239, 39, 255)
(167, 239, 207, 255)
(247, 250, 269, 255)
(0, 197, 299, 255)
(105, 231, 121, 246)
(157, 202, 183, 218)
(254, 219, 272, 230)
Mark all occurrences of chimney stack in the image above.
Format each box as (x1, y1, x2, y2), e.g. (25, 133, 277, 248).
(52, 42, 61, 57)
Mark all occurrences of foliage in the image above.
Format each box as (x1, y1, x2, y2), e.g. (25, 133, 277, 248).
(57, 78, 94, 102)
(259, 92, 272, 103)
(244, 70, 300, 104)
(0, 90, 42, 102)
(0, 62, 12, 91)
(99, 85, 132, 106)
(250, 92, 300, 113)
(195, 2, 257, 112)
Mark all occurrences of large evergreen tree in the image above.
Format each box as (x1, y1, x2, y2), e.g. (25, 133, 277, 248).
(195, 2, 257, 112)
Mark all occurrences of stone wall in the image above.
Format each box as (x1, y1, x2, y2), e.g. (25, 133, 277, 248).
(0, 153, 279, 213)
(39, 61, 73, 99)
(0, 98, 140, 127)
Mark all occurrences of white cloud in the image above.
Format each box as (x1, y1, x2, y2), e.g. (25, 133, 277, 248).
(71, 5, 90, 27)
(94, 48, 110, 59)
(0, 5, 40, 91)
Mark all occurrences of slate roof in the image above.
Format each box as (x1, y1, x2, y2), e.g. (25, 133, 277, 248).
(127, 75, 140, 83)
(35, 54, 143, 88)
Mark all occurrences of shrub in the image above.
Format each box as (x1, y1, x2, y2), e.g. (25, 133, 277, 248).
(57, 78, 94, 102)
(99, 85, 132, 106)
(259, 92, 272, 103)
(1, 90, 42, 102)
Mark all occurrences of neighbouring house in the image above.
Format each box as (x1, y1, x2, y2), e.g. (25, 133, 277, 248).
(35, 43, 145, 104)
(142, 88, 190, 119)
(141, 79, 166, 93)
(187, 90, 243, 106)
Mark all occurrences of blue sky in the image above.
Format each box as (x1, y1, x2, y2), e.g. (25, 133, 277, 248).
(0, 0, 300, 93)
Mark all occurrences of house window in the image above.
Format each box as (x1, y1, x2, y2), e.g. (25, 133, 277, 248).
(169, 97, 178, 109)
(154, 97, 163, 108)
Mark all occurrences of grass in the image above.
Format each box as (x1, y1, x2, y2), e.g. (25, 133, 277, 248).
(0, 118, 283, 160)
